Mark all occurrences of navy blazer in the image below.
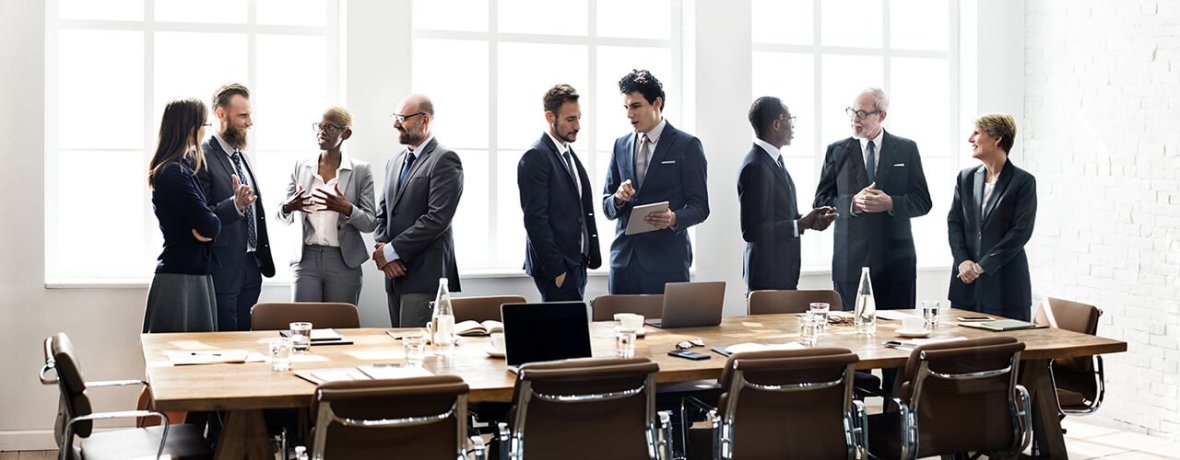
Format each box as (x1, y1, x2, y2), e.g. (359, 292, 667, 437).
(947, 160, 1037, 319)
(152, 161, 220, 275)
(813, 130, 931, 283)
(738, 144, 802, 291)
(518, 134, 602, 279)
(373, 138, 463, 294)
(197, 138, 276, 281)
(601, 122, 710, 275)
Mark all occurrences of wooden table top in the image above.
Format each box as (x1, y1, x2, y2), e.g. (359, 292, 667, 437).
(141, 309, 1126, 411)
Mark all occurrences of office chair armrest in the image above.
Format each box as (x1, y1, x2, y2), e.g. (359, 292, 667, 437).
(887, 397, 915, 460)
(64, 410, 171, 460)
(850, 399, 870, 455)
(497, 421, 511, 460)
(1014, 384, 1033, 454)
(86, 379, 149, 389)
(657, 410, 673, 460)
(466, 433, 486, 460)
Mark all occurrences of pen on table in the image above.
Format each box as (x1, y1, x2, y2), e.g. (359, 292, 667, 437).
(190, 352, 222, 356)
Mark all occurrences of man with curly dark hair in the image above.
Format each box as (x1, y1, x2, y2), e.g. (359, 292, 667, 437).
(602, 70, 710, 294)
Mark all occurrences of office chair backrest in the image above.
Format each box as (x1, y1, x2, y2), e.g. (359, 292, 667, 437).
(251, 302, 360, 331)
(590, 294, 664, 321)
(747, 289, 843, 315)
(450, 295, 527, 322)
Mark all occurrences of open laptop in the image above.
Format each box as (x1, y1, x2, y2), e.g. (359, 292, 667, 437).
(501, 302, 593, 372)
(645, 281, 726, 328)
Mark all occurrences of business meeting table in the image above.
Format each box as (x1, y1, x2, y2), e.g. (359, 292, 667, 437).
(140, 308, 1126, 459)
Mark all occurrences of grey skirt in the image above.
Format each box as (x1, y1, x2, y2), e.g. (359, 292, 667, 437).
(143, 273, 218, 333)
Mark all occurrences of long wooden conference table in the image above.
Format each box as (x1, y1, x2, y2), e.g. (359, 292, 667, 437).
(141, 309, 1126, 459)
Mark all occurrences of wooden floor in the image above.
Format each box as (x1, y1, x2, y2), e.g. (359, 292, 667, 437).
(0, 452, 55, 460)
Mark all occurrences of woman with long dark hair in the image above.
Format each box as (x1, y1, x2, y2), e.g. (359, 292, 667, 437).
(143, 98, 222, 332)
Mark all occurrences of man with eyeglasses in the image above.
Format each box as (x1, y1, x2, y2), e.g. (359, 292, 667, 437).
(518, 84, 601, 301)
(373, 94, 464, 327)
(197, 82, 275, 332)
(739, 97, 836, 291)
(814, 87, 932, 312)
(603, 69, 710, 294)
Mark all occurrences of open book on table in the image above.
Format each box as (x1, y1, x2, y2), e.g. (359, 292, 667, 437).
(882, 336, 968, 350)
(957, 319, 1044, 332)
(455, 320, 503, 336)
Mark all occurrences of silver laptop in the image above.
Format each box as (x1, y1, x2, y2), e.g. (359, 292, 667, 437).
(645, 281, 726, 328)
(501, 301, 593, 373)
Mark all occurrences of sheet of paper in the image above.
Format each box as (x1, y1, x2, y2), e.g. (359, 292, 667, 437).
(166, 350, 250, 365)
(357, 365, 434, 380)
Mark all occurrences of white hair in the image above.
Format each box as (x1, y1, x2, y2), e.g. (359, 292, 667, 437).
(862, 87, 890, 112)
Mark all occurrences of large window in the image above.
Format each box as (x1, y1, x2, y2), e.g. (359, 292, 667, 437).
(750, 0, 959, 270)
(45, 0, 340, 283)
(410, 0, 686, 274)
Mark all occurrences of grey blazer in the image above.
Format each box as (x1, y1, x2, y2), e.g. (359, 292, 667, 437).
(276, 154, 377, 269)
(374, 138, 464, 294)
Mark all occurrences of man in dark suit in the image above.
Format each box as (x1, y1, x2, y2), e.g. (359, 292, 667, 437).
(814, 87, 931, 311)
(739, 97, 836, 291)
(373, 94, 463, 327)
(197, 83, 276, 332)
(518, 84, 601, 301)
(602, 69, 710, 295)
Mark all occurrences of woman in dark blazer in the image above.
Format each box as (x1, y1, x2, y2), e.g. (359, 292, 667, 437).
(948, 113, 1037, 321)
(144, 98, 222, 333)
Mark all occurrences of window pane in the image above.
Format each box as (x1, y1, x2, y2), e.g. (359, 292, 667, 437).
(820, 55, 882, 145)
(252, 150, 306, 282)
(59, 0, 142, 21)
(913, 156, 951, 266)
(413, 39, 489, 150)
(495, 151, 526, 267)
(596, 0, 671, 40)
(255, 34, 328, 152)
(257, 0, 327, 26)
(55, 150, 151, 278)
(890, 0, 949, 51)
(593, 149, 617, 259)
(889, 58, 949, 162)
(59, 30, 143, 150)
(498, 0, 587, 36)
(497, 43, 588, 150)
(452, 150, 491, 270)
(594, 47, 673, 148)
(751, 0, 812, 45)
(413, 0, 487, 32)
(820, 0, 882, 48)
(752, 52, 815, 161)
(154, 32, 247, 125)
(155, 0, 246, 24)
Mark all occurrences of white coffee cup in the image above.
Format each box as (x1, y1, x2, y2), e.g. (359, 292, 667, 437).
(489, 332, 506, 353)
(901, 317, 926, 331)
(616, 313, 645, 331)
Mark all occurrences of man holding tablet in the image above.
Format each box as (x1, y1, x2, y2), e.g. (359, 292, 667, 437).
(602, 69, 710, 294)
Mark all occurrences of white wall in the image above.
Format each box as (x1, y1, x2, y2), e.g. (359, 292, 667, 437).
(1, 0, 961, 450)
(1024, 0, 1180, 440)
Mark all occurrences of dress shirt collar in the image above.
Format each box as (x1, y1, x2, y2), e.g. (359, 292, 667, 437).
(752, 138, 782, 162)
(858, 128, 884, 155)
(407, 135, 435, 156)
(213, 131, 244, 158)
(545, 131, 572, 155)
(639, 118, 668, 144)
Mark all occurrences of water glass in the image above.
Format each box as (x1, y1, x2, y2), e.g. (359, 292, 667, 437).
(799, 314, 822, 347)
(403, 334, 426, 367)
(809, 302, 831, 333)
(921, 301, 941, 328)
(268, 338, 292, 371)
(615, 328, 638, 359)
(289, 322, 313, 352)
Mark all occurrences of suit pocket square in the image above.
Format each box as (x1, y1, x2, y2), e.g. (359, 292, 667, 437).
(893, 163, 905, 167)
(660, 160, 676, 165)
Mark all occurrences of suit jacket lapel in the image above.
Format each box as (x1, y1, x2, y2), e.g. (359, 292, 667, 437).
(207, 139, 237, 184)
(982, 160, 1016, 225)
(641, 124, 676, 190)
(621, 134, 636, 184)
(874, 132, 894, 185)
(541, 134, 578, 192)
(336, 157, 354, 196)
(848, 139, 869, 187)
(972, 166, 985, 221)
(394, 138, 437, 206)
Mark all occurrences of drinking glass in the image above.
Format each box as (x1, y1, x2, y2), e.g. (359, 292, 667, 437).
(289, 322, 313, 352)
(921, 300, 941, 329)
(799, 314, 821, 347)
(268, 338, 292, 371)
(403, 334, 426, 367)
(809, 302, 831, 333)
(615, 328, 638, 359)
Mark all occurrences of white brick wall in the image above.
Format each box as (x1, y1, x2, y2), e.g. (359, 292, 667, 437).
(1024, 0, 1180, 440)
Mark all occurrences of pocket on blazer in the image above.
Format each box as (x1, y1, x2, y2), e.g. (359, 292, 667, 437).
(660, 160, 676, 165)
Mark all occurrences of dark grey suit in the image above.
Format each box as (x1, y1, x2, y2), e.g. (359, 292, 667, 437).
(198, 137, 275, 331)
(374, 138, 463, 327)
(947, 160, 1037, 321)
(738, 143, 803, 291)
(814, 130, 931, 310)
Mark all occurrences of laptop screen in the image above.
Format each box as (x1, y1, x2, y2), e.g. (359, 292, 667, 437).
(501, 302, 592, 368)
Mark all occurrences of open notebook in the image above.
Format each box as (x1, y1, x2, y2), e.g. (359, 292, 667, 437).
(711, 342, 805, 357)
(295, 365, 433, 385)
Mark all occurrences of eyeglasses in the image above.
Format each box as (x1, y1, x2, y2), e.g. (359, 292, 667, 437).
(202, 122, 212, 127)
(845, 107, 882, 120)
(391, 112, 426, 123)
(313, 122, 344, 134)
(780, 115, 797, 127)
(675, 338, 705, 350)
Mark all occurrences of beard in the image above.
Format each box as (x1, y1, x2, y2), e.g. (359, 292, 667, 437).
(398, 128, 423, 146)
(552, 121, 577, 143)
(223, 125, 249, 150)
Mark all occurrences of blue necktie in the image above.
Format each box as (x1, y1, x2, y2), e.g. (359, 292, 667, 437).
(398, 150, 417, 191)
(231, 151, 257, 249)
(865, 141, 877, 183)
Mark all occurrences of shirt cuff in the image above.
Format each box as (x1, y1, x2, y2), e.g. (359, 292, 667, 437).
(792, 219, 799, 237)
(383, 244, 400, 262)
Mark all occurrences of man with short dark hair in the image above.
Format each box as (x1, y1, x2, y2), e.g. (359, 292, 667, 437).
(602, 69, 709, 294)
(197, 82, 275, 332)
(518, 84, 601, 301)
(373, 94, 463, 327)
(739, 96, 836, 291)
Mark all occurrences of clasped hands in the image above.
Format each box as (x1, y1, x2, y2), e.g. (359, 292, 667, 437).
(798, 206, 837, 232)
(614, 179, 677, 230)
(853, 182, 893, 214)
(957, 260, 985, 285)
(372, 243, 408, 279)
